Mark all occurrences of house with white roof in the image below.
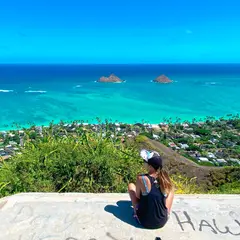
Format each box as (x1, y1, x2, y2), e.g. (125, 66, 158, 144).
(229, 158, 240, 164)
(207, 152, 216, 159)
(152, 134, 160, 140)
(198, 157, 209, 162)
(182, 123, 189, 127)
(180, 143, 189, 149)
(9, 141, 17, 146)
(216, 159, 227, 164)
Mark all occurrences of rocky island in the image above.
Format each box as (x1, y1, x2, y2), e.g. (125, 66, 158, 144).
(98, 74, 124, 83)
(153, 75, 173, 83)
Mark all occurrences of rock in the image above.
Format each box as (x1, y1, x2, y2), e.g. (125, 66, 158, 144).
(98, 74, 123, 83)
(153, 75, 173, 83)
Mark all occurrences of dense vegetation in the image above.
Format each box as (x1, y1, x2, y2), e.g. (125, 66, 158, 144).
(0, 128, 142, 197)
(155, 115, 240, 166)
(0, 124, 239, 198)
(135, 135, 240, 194)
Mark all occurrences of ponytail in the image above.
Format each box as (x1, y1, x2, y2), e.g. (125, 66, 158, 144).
(157, 168, 174, 195)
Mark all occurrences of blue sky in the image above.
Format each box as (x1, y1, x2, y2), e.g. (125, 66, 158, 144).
(0, 0, 240, 63)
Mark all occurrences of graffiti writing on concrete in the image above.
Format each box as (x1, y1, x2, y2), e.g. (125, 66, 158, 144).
(4, 205, 240, 239)
(172, 211, 240, 236)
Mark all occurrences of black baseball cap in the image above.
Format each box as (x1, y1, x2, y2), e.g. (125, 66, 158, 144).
(147, 156, 163, 170)
(140, 149, 163, 170)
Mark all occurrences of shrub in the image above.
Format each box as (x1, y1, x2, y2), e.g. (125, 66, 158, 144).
(194, 128, 211, 136)
(171, 175, 202, 194)
(139, 132, 154, 139)
(0, 130, 142, 197)
(1, 127, 239, 197)
(209, 182, 240, 194)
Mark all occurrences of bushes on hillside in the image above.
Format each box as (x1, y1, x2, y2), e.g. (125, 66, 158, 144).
(1, 128, 239, 197)
(0, 131, 142, 197)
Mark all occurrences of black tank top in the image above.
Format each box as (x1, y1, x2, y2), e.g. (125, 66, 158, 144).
(137, 174, 168, 229)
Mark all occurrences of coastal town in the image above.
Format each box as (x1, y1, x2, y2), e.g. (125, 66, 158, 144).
(155, 116, 240, 166)
(0, 116, 239, 167)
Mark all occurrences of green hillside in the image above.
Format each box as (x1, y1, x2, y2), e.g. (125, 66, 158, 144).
(0, 125, 239, 198)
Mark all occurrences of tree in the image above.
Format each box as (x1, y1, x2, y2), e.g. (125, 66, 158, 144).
(194, 128, 211, 136)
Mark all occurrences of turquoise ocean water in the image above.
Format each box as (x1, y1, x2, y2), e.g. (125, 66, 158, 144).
(0, 64, 239, 130)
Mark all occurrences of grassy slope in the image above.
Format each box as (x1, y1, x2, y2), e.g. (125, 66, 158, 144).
(135, 136, 240, 193)
(0, 132, 239, 197)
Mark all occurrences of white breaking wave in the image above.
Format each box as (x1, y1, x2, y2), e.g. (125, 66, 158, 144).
(75, 85, 82, 88)
(205, 82, 218, 86)
(0, 89, 14, 93)
(24, 90, 47, 93)
(208, 82, 217, 85)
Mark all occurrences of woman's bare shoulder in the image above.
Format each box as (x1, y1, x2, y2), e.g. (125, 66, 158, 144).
(136, 174, 148, 181)
(136, 174, 151, 186)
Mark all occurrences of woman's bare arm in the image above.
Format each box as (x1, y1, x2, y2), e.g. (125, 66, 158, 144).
(136, 175, 152, 198)
(135, 176, 142, 199)
(165, 190, 174, 213)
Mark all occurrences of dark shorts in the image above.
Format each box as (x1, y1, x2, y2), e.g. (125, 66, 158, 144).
(136, 205, 168, 229)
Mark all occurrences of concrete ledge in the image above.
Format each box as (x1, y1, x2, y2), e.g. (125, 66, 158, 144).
(0, 193, 240, 240)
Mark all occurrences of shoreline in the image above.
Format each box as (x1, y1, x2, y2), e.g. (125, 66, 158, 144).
(0, 114, 239, 132)
(1, 64, 240, 133)
(1, 114, 239, 167)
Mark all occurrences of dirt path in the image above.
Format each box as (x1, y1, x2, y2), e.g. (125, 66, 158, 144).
(147, 138, 223, 170)
(149, 139, 199, 166)
(137, 138, 239, 188)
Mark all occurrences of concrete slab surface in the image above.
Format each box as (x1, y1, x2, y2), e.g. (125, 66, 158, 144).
(0, 193, 240, 240)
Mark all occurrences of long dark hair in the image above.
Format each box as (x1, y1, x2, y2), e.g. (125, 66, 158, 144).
(156, 168, 174, 195)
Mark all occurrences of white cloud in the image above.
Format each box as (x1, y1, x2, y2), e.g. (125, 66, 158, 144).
(186, 29, 193, 34)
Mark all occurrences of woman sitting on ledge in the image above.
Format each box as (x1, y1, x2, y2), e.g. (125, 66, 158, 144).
(128, 150, 174, 229)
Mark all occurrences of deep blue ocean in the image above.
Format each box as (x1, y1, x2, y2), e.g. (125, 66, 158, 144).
(0, 64, 239, 130)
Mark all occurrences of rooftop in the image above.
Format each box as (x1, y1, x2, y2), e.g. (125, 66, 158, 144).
(0, 193, 239, 240)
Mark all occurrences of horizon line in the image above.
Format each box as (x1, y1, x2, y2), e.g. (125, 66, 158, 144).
(1, 62, 240, 65)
